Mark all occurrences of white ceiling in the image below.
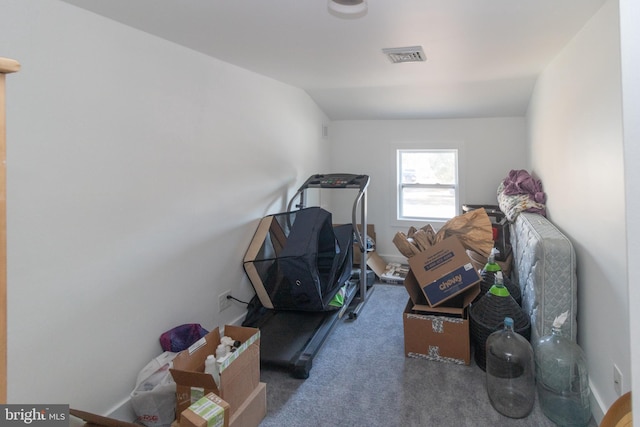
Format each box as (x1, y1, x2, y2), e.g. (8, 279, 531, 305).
(59, 0, 607, 120)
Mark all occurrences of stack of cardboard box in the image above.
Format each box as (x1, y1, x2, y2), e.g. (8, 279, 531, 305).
(169, 325, 266, 427)
(70, 325, 265, 427)
(402, 235, 482, 365)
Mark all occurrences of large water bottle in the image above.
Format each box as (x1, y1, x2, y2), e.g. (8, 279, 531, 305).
(486, 317, 536, 418)
(535, 311, 591, 426)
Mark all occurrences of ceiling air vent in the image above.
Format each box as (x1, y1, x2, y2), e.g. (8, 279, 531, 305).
(382, 46, 426, 64)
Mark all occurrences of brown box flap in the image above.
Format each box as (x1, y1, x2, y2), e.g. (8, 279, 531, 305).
(69, 409, 140, 427)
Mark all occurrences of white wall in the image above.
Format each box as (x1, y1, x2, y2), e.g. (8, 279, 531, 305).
(527, 0, 626, 420)
(1, 0, 329, 415)
(619, 0, 640, 417)
(328, 118, 528, 261)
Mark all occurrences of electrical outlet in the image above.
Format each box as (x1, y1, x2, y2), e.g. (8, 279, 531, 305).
(218, 291, 232, 312)
(613, 364, 623, 396)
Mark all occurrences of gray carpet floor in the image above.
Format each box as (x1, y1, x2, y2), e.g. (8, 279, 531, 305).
(258, 283, 596, 427)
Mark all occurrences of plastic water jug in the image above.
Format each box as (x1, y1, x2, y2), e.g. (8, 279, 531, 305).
(535, 311, 591, 426)
(486, 317, 535, 418)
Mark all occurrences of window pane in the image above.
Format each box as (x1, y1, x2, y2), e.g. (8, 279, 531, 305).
(400, 151, 456, 185)
(401, 187, 456, 219)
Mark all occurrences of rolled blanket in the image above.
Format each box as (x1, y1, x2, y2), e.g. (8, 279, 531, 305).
(502, 169, 546, 205)
(498, 170, 547, 222)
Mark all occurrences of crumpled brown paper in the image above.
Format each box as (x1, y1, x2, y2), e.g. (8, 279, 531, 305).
(393, 208, 494, 258)
(434, 208, 494, 257)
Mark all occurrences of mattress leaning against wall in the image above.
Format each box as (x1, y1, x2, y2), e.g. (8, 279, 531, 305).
(510, 211, 578, 344)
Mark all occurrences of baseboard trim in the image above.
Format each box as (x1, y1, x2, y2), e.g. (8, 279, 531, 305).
(589, 381, 606, 424)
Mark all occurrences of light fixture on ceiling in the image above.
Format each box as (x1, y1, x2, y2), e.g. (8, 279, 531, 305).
(328, 0, 368, 19)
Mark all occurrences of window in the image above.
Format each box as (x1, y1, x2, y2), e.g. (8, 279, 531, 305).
(397, 149, 459, 221)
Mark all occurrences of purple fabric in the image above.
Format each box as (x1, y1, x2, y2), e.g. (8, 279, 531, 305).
(502, 170, 547, 205)
(159, 323, 209, 352)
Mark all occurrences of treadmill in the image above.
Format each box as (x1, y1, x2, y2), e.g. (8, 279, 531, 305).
(242, 173, 374, 378)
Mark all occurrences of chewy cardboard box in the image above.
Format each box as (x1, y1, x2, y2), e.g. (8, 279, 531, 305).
(403, 298, 473, 365)
(181, 393, 230, 427)
(407, 235, 481, 307)
(170, 325, 260, 422)
(403, 264, 479, 365)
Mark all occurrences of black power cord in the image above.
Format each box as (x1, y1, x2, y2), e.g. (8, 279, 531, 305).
(226, 294, 250, 305)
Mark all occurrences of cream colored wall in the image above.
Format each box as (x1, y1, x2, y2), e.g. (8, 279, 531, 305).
(327, 118, 528, 262)
(1, 0, 329, 415)
(527, 0, 626, 420)
(619, 0, 640, 418)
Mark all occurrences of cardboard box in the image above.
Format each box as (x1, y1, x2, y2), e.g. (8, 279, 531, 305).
(380, 262, 409, 284)
(407, 236, 481, 307)
(352, 224, 375, 266)
(404, 269, 480, 315)
(170, 325, 260, 422)
(69, 409, 140, 427)
(228, 382, 266, 427)
(340, 223, 387, 279)
(172, 383, 267, 427)
(403, 298, 472, 365)
(181, 393, 230, 427)
(403, 256, 479, 366)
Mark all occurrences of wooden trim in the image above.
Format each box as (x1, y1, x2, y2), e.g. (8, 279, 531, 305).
(0, 58, 20, 75)
(0, 56, 19, 404)
(601, 391, 632, 427)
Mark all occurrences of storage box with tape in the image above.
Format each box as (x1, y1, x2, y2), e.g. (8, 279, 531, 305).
(403, 298, 472, 365)
(169, 325, 260, 422)
(407, 235, 481, 307)
(171, 383, 266, 427)
(181, 393, 230, 427)
(403, 254, 480, 366)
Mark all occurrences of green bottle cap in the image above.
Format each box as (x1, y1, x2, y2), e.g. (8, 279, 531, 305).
(484, 263, 501, 273)
(489, 284, 510, 297)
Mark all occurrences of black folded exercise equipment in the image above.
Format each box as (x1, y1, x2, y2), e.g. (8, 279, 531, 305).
(244, 207, 353, 312)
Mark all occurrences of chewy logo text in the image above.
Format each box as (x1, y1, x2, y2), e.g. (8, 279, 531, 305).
(438, 274, 462, 291)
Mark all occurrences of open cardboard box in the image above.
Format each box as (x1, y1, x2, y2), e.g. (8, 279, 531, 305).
(170, 325, 260, 422)
(407, 235, 481, 307)
(403, 299, 473, 365)
(342, 223, 387, 279)
(403, 254, 480, 366)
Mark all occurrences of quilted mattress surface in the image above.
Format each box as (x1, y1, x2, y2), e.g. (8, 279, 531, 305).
(510, 212, 577, 344)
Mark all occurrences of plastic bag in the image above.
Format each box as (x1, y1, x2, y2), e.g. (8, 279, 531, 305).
(130, 351, 178, 427)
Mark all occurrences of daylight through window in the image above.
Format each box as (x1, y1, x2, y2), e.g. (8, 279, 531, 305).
(397, 149, 458, 221)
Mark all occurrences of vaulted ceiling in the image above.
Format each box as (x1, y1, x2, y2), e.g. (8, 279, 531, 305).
(59, 0, 608, 120)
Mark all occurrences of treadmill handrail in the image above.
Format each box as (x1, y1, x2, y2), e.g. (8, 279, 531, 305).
(351, 180, 369, 253)
(286, 173, 370, 252)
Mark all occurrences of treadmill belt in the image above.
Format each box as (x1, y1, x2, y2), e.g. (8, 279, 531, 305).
(259, 310, 335, 364)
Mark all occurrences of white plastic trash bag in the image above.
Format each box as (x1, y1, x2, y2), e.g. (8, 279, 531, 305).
(131, 351, 178, 427)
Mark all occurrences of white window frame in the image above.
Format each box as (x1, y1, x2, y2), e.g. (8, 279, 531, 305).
(391, 143, 463, 227)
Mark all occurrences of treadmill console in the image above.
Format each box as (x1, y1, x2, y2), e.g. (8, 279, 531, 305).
(302, 173, 369, 190)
